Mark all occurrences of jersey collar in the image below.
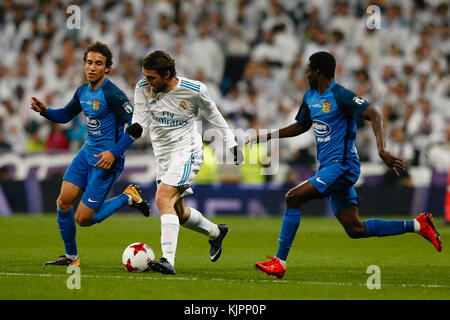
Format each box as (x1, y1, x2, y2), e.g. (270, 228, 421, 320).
(321, 80, 337, 95)
(317, 80, 337, 96)
(88, 76, 109, 91)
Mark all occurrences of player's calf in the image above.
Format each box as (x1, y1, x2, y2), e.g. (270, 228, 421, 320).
(341, 220, 366, 239)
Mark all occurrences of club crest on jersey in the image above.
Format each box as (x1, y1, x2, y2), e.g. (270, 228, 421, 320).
(93, 99, 100, 110)
(322, 101, 330, 113)
(178, 100, 187, 111)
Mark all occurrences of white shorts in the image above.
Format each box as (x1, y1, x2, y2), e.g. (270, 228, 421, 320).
(156, 147, 203, 197)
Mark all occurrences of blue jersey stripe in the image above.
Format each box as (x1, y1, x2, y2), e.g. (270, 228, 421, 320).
(180, 82, 200, 91)
(178, 153, 195, 185)
(180, 80, 200, 92)
(180, 79, 200, 88)
(180, 84, 200, 92)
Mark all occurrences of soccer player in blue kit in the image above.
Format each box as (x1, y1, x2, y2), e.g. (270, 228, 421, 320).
(253, 52, 443, 278)
(30, 42, 150, 266)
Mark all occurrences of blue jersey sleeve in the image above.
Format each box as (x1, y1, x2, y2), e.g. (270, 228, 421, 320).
(102, 81, 134, 124)
(332, 85, 370, 115)
(42, 88, 82, 123)
(295, 96, 312, 130)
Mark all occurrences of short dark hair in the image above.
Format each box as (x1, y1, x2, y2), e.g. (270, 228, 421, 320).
(309, 51, 336, 79)
(142, 50, 176, 78)
(83, 41, 113, 69)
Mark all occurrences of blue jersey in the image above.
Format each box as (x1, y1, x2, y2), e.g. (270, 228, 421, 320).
(44, 77, 133, 169)
(295, 81, 370, 166)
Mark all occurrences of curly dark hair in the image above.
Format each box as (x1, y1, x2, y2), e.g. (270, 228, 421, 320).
(142, 50, 176, 78)
(83, 41, 113, 69)
(308, 51, 336, 79)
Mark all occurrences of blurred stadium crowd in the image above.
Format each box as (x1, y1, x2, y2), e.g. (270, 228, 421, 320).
(0, 0, 448, 183)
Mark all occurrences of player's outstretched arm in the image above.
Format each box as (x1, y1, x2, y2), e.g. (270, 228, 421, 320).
(246, 122, 307, 145)
(361, 106, 406, 176)
(30, 93, 81, 124)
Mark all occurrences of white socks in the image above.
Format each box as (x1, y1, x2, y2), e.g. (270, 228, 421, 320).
(160, 208, 219, 267)
(413, 219, 420, 233)
(160, 214, 180, 266)
(183, 207, 220, 240)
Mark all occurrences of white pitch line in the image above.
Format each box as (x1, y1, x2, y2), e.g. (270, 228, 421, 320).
(0, 272, 449, 289)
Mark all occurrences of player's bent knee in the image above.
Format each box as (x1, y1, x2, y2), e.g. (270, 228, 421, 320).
(56, 196, 74, 211)
(285, 189, 304, 208)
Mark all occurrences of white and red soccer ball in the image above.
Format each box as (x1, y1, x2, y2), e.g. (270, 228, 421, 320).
(122, 242, 155, 272)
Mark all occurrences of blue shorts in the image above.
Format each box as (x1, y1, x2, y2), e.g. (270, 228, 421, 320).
(308, 159, 361, 214)
(63, 148, 122, 211)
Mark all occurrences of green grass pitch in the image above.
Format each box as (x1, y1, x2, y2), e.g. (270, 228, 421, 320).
(0, 214, 448, 300)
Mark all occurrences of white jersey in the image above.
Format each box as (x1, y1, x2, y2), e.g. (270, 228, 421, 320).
(133, 76, 237, 159)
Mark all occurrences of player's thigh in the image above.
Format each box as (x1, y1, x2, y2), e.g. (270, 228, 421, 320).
(160, 149, 203, 188)
(308, 162, 347, 195)
(76, 168, 121, 225)
(81, 167, 121, 211)
(57, 180, 84, 210)
(285, 180, 322, 208)
(58, 152, 89, 210)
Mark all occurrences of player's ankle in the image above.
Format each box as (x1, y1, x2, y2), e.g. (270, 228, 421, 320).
(209, 225, 220, 240)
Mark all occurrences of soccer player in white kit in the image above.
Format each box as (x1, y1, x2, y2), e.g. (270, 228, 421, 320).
(129, 51, 243, 274)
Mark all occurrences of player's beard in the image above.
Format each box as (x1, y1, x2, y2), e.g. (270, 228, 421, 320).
(154, 81, 168, 93)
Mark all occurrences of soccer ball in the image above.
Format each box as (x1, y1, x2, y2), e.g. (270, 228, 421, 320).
(122, 242, 155, 272)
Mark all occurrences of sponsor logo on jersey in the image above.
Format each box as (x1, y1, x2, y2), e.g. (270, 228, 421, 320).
(93, 99, 100, 110)
(178, 100, 187, 111)
(322, 101, 330, 113)
(313, 120, 331, 142)
(313, 120, 331, 136)
(86, 117, 101, 130)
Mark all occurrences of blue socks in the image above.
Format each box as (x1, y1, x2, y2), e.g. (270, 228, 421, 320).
(89, 194, 129, 225)
(56, 194, 129, 258)
(276, 208, 301, 261)
(364, 219, 415, 237)
(57, 208, 77, 258)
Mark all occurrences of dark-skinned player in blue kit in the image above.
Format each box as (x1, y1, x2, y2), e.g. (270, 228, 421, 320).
(31, 42, 150, 266)
(251, 51, 442, 279)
